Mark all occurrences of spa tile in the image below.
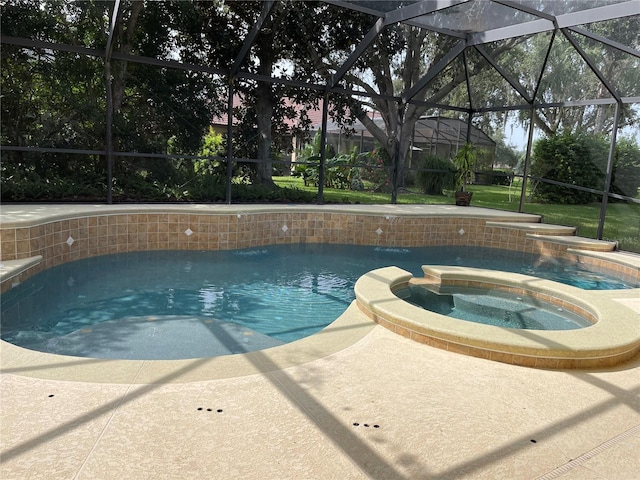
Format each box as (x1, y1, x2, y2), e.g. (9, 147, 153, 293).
(516, 355, 539, 368)
(489, 350, 515, 365)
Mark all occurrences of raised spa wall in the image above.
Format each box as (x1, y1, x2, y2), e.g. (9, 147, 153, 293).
(355, 266, 640, 369)
(1, 207, 638, 293)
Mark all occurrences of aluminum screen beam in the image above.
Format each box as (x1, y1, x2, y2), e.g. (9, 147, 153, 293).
(598, 102, 620, 239)
(569, 26, 640, 59)
(468, 1, 639, 46)
(468, 18, 553, 45)
(323, 0, 384, 17)
(230, 0, 275, 76)
(403, 40, 467, 103)
(0, 35, 104, 58)
(562, 29, 621, 103)
(474, 44, 532, 103)
(490, 0, 555, 22)
(332, 0, 466, 89)
(105, 0, 121, 204)
(110, 51, 227, 76)
(384, 0, 468, 25)
(105, 0, 120, 59)
(556, 1, 640, 28)
(330, 17, 385, 89)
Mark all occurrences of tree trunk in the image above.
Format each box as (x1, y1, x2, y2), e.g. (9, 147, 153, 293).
(110, 1, 143, 114)
(254, 81, 275, 186)
(252, 14, 276, 187)
(397, 127, 414, 188)
(356, 103, 420, 189)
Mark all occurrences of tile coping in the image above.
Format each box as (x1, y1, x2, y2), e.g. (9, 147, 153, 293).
(0, 203, 543, 228)
(527, 234, 618, 251)
(484, 221, 576, 234)
(0, 255, 42, 282)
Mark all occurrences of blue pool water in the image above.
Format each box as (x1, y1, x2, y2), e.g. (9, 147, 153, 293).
(396, 285, 592, 330)
(1, 244, 634, 359)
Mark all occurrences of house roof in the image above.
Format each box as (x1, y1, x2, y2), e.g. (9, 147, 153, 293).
(212, 95, 325, 130)
(319, 115, 496, 148)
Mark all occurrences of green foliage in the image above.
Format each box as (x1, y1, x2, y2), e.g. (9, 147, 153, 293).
(230, 183, 315, 203)
(531, 133, 602, 204)
(361, 147, 391, 191)
(512, 22, 640, 135)
(194, 127, 226, 176)
(293, 130, 323, 186)
(0, 0, 220, 167)
(492, 131, 521, 169)
(530, 133, 640, 205)
(0, 152, 106, 201)
(452, 143, 477, 192)
(415, 155, 455, 195)
(293, 142, 390, 192)
(294, 132, 362, 190)
(323, 155, 351, 190)
(612, 137, 640, 199)
(490, 169, 515, 186)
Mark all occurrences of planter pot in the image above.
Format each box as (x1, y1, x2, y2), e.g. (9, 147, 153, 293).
(455, 191, 473, 206)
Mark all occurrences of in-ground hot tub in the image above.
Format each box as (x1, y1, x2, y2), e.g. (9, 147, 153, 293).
(355, 265, 640, 369)
(395, 284, 593, 331)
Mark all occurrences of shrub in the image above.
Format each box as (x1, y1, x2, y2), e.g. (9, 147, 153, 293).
(612, 137, 640, 199)
(531, 133, 640, 204)
(415, 155, 455, 195)
(362, 146, 391, 191)
(530, 133, 602, 204)
(491, 169, 514, 186)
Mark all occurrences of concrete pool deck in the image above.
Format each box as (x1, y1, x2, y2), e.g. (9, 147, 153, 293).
(1, 204, 639, 479)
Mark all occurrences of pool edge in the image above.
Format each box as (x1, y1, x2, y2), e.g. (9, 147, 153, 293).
(354, 266, 640, 369)
(0, 301, 377, 383)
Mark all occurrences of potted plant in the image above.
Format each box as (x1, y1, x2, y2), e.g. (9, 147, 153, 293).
(452, 142, 476, 206)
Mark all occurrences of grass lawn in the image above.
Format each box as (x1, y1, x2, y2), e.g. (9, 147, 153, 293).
(274, 176, 640, 253)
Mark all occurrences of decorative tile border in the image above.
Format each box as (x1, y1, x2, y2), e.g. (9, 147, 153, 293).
(0, 212, 522, 265)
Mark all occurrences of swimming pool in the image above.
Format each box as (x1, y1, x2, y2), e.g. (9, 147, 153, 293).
(1, 243, 635, 360)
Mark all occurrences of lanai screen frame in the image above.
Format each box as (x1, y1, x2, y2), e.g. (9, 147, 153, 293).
(1, 0, 639, 240)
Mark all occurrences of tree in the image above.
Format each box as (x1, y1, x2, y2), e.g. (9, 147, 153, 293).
(1, 0, 222, 200)
(492, 131, 521, 169)
(310, 14, 525, 190)
(513, 21, 640, 136)
(1, 0, 107, 150)
(1, 0, 111, 199)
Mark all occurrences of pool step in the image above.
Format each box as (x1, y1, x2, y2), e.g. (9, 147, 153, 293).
(487, 221, 618, 252)
(0, 255, 43, 284)
(526, 234, 618, 252)
(486, 221, 576, 235)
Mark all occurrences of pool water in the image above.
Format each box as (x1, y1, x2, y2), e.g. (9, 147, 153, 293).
(395, 285, 592, 330)
(1, 244, 633, 359)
